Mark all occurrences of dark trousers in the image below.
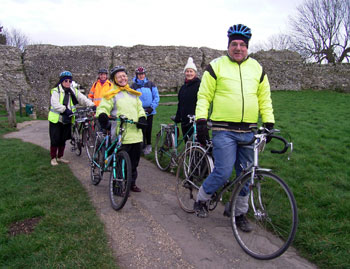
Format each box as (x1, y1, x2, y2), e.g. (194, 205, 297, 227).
(120, 143, 142, 186)
(142, 114, 153, 146)
(49, 121, 71, 159)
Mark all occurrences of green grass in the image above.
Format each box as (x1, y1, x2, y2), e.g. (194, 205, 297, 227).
(0, 110, 117, 268)
(1, 90, 349, 268)
(150, 90, 350, 269)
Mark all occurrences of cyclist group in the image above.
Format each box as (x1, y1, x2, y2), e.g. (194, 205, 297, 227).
(48, 24, 276, 233)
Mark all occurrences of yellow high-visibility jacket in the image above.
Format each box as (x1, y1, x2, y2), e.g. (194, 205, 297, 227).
(196, 55, 275, 124)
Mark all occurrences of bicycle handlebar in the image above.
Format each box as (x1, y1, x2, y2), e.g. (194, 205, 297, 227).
(238, 129, 291, 154)
(108, 115, 147, 126)
(269, 134, 290, 154)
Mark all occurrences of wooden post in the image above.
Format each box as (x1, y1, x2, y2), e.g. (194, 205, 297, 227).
(6, 94, 17, 128)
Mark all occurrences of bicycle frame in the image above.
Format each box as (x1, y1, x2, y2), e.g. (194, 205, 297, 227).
(92, 116, 135, 174)
(160, 115, 197, 165)
(211, 130, 292, 210)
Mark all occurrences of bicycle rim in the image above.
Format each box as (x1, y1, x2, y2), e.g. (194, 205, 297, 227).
(231, 171, 298, 260)
(73, 127, 82, 156)
(84, 125, 95, 161)
(90, 139, 103, 185)
(155, 131, 172, 171)
(176, 147, 213, 213)
(109, 150, 132, 211)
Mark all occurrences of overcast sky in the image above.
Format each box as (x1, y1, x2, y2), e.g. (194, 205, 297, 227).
(0, 0, 304, 51)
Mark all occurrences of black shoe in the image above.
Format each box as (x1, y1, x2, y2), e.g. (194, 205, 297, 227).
(235, 214, 253, 233)
(131, 185, 141, 192)
(193, 201, 209, 218)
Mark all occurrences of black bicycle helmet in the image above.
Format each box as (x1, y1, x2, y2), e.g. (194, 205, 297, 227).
(110, 65, 127, 80)
(227, 24, 252, 40)
(98, 68, 108, 74)
(135, 66, 146, 74)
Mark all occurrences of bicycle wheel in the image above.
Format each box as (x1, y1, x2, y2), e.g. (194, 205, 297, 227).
(155, 130, 173, 171)
(90, 136, 104, 185)
(109, 150, 132, 211)
(72, 125, 82, 156)
(176, 146, 213, 213)
(230, 170, 298, 260)
(83, 124, 96, 161)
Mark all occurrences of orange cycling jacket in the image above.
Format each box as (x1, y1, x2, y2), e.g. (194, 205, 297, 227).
(88, 79, 113, 106)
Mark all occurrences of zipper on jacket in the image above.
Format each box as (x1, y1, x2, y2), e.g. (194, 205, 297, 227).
(239, 64, 244, 122)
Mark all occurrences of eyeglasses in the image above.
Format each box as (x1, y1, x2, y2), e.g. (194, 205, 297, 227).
(63, 79, 72, 83)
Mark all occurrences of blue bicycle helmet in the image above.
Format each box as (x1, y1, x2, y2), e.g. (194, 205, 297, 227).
(227, 24, 252, 47)
(59, 70, 72, 83)
(59, 70, 72, 78)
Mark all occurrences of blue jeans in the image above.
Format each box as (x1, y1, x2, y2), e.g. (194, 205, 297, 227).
(202, 130, 254, 196)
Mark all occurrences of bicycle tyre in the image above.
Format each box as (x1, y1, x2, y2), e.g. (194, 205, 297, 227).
(90, 136, 104, 185)
(109, 150, 132, 211)
(72, 125, 82, 156)
(230, 170, 298, 260)
(176, 146, 213, 213)
(83, 124, 96, 162)
(154, 130, 172, 171)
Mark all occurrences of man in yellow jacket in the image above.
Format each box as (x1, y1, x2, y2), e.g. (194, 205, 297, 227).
(96, 66, 147, 192)
(88, 68, 113, 106)
(194, 24, 275, 232)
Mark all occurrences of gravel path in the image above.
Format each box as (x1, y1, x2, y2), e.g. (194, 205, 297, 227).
(5, 120, 317, 269)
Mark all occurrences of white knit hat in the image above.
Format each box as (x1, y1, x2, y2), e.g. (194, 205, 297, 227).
(183, 57, 197, 73)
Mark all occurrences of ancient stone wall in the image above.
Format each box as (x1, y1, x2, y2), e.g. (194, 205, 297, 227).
(0, 44, 349, 116)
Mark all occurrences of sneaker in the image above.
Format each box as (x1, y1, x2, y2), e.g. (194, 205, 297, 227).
(57, 157, 69, 164)
(193, 201, 209, 218)
(51, 158, 58, 166)
(235, 214, 253, 233)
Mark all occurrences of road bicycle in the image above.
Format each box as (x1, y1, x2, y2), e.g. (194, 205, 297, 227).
(176, 126, 298, 260)
(90, 115, 144, 211)
(155, 115, 197, 172)
(70, 107, 96, 160)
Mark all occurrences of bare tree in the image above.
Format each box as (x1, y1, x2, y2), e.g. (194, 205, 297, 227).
(289, 0, 350, 64)
(3, 26, 30, 51)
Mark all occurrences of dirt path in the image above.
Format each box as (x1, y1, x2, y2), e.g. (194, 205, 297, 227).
(5, 120, 317, 269)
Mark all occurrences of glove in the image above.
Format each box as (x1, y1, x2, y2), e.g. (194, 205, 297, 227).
(98, 113, 109, 130)
(137, 116, 147, 130)
(196, 119, 209, 145)
(63, 108, 73, 117)
(91, 105, 97, 112)
(144, 107, 153, 114)
(263, 123, 274, 143)
(62, 108, 73, 124)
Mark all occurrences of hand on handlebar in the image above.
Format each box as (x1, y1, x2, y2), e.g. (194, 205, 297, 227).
(263, 123, 274, 143)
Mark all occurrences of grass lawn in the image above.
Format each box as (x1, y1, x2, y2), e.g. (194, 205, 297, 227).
(150, 90, 350, 269)
(1, 89, 349, 268)
(0, 111, 117, 268)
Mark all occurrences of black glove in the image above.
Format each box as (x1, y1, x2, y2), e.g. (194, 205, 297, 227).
(91, 105, 97, 112)
(196, 119, 209, 145)
(144, 107, 153, 114)
(98, 113, 109, 130)
(263, 123, 274, 143)
(137, 116, 147, 130)
(63, 108, 73, 117)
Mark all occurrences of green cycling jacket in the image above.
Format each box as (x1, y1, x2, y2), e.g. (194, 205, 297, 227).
(96, 85, 146, 144)
(196, 55, 275, 124)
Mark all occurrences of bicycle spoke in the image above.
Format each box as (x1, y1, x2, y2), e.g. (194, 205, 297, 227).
(231, 171, 298, 260)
